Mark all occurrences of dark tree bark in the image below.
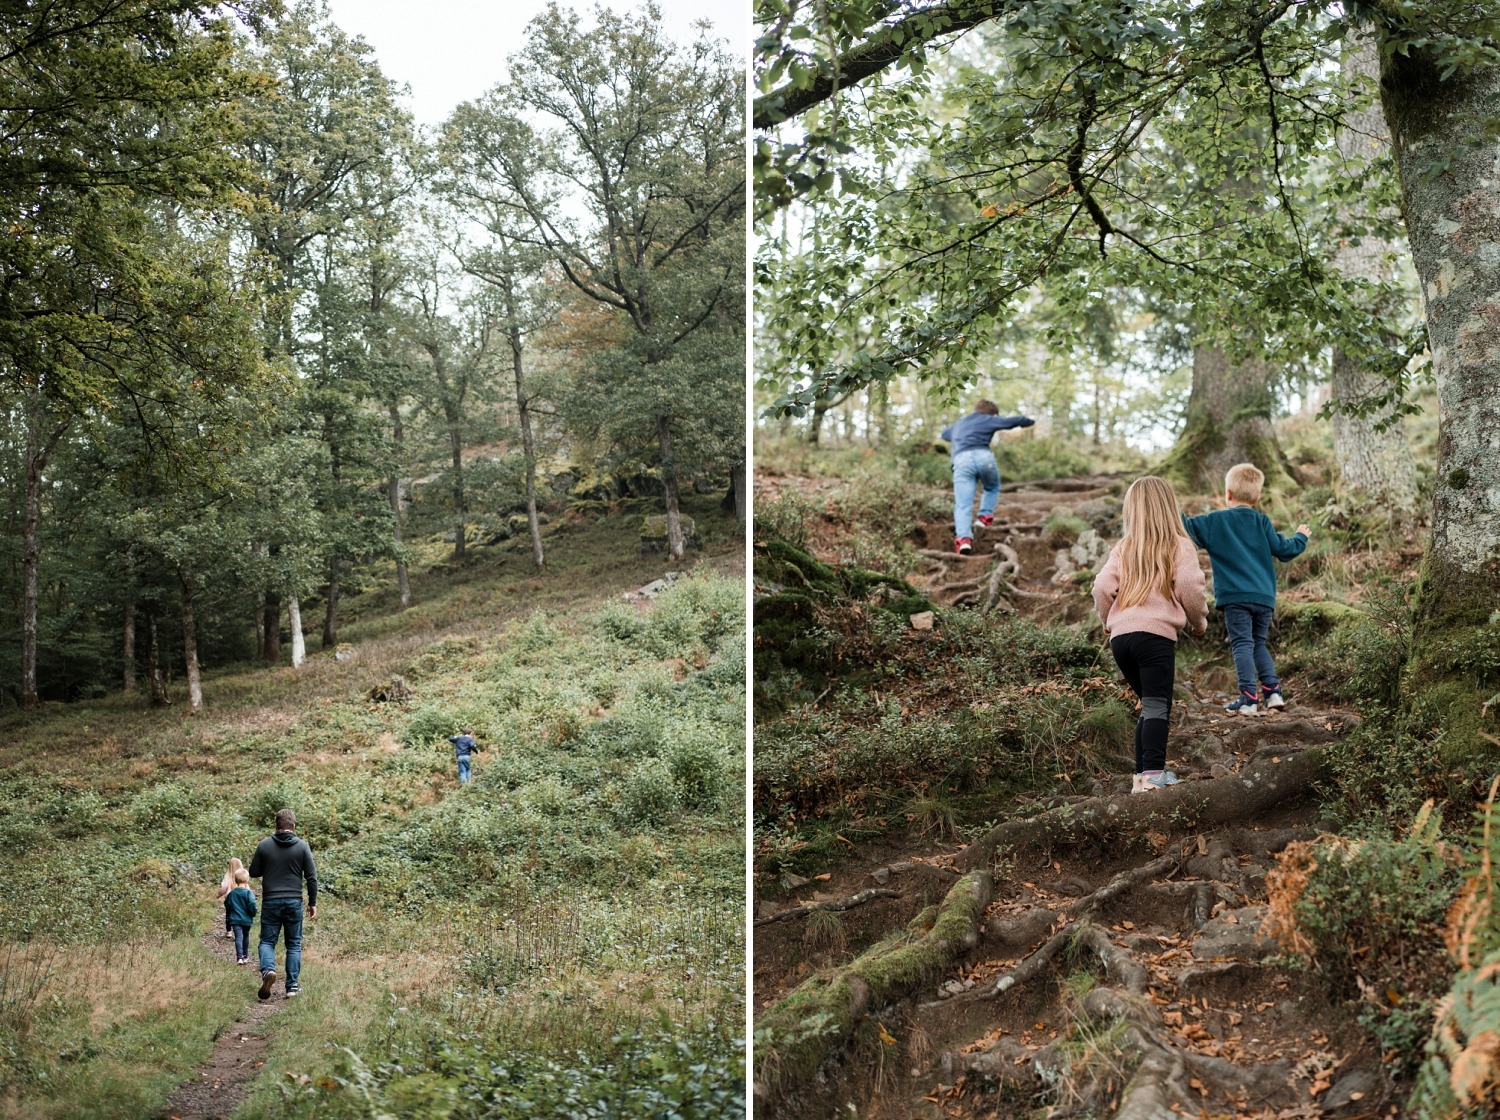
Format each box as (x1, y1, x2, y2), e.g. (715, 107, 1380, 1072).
(146, 609, 169, 707)
(122, 602, 136, 694)
(723, 462, 747, 523)
(657, 414, 686, 561)
(1162, 343, 1296, 495)
(323, 557, 343, 649)
(262, 590, 282, 664)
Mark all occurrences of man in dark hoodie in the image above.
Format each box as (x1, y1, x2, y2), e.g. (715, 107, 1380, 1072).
(248, 808, 317, 1000)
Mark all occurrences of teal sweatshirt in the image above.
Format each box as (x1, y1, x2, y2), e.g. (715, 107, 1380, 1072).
(224, 885, 257, 928)
(1181, 505, 1307, 609)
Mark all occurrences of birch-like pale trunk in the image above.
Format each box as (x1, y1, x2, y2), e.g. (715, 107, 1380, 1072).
(123, 603, 136, 694)
(387, 403, 411, 608)
(505, 307, 544, 571)
(180, 569, 202, 713)
(656, 414, 686, 561)
(1382, 50, 1500, 715)
(288, 594, 305, 668)
(1331, 35, 1417, 512)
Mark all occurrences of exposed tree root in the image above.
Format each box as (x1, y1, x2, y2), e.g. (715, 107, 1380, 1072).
(754, 888, 903, 926)
(754, 872, 992, 1107)
(954, 747, 1330, 872)
(1067, 853, 1186, 921)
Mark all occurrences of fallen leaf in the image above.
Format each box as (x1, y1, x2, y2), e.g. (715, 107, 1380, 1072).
(813, 873, 831, 881)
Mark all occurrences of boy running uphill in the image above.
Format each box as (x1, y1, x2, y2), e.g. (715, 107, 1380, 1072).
(1092, 477, 1209, 793)
(939, 400, 1035, 555)
(1181, 463, 1310, 715)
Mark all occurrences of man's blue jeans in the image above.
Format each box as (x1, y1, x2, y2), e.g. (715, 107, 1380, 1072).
(457, 757, 471, 784)
(952, 448, 1000, 540)
(258, 898, 303, 988)
(1223, 604, 1279, 699)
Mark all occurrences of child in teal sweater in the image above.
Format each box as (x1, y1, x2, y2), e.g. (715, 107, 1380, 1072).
(1181, 463, 1310, 715)
(223, 868, 258, 965)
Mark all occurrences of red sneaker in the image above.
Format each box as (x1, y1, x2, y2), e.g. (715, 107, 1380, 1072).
(976, 514, 994, 528)
(955, 537, 973, 555)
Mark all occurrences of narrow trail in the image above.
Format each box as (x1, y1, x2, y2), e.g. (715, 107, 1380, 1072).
(160, 927, 285, 1120)
(756, 478, 1379, 1119)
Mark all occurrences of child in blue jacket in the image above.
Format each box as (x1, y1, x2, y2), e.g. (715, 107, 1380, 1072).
(1181, 463, 1311, 715)
(223, 868, 258, 964)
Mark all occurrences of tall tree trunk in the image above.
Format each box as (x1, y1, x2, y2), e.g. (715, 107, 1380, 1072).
(447, 405, 466, 560)
(147, 609, 170, 707)
(20, 410, 43, 709)
(656, 414, 686, 561)
(251, 542, 267, 657)
(1382, 48, 1500, 755)
(1161, 342, 1296, 495)
(263, 590, 282, 664)
(1331, 35, 1417, 513)
(180, 569, 202, 713)
(123, 603, 136, 694)
(387, 403, 411, 608)
(504, 295, 545, 572)
(323, 558, 342, 649)
(288, 594, 305, 669)
(723, 462, 747, 524)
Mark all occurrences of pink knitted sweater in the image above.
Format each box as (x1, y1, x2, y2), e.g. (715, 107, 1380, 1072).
(1091, 536, 1208, 641)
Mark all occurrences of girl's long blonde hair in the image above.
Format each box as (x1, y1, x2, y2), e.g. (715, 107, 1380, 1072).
(1114, 476, 1188, 609)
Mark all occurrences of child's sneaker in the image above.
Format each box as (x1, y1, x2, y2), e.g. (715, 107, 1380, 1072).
(976, 514, 994, 528)
(1133, 770, 1180, 793)
(285, 986, 300, 998)
(236, 956, 247, 965)
(1261, 688, 1286, 710)
(1224, 694, 1261, 716)
(258, 969, 277, 1001)
(955, 537, 973, 555)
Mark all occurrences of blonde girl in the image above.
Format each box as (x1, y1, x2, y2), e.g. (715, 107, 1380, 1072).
(218, 857, 244, 900)
(1091, 477, 1208, 793)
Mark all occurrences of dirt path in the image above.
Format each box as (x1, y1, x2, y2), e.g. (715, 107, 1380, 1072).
(755, 479, 1382, 1118)
(160, 928, 284, 1120)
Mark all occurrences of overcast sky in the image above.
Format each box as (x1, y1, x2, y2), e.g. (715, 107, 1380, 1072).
(321, 0, 748, 129)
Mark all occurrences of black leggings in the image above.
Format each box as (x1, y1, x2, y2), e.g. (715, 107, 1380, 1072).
(1110, 631, 1176, 773)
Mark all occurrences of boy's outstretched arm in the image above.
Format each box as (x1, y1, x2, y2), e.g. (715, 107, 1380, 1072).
(1180, 513, 1208, 550)
(1268, 522, 1310, 560)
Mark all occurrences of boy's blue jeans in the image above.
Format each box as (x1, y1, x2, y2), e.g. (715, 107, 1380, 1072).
(952, 448, 1000, 540)
(258, 898, 303, 988)
(457, 757, 471, 784)
(232, 924, 251, 959)
(1223, 604, 1279, 698)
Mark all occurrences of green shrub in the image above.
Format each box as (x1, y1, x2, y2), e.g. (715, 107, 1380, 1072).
(666, 738, 729, 811)
(1266, 813, 1459, 996)
(617, 759, 682, 827)
(754, 489, 819, 550)
(129, 782, 195, 828)
(247, 777, 309, 831)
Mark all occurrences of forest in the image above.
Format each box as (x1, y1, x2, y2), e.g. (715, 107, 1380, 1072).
(0, 2, 745, 1118)
(753, 1, 1500, 1118)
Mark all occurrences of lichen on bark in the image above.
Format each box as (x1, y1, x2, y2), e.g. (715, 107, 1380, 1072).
(1380, 37, 1500, 760)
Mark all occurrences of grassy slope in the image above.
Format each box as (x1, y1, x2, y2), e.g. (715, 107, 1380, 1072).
(0, 494, 745, 1120)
